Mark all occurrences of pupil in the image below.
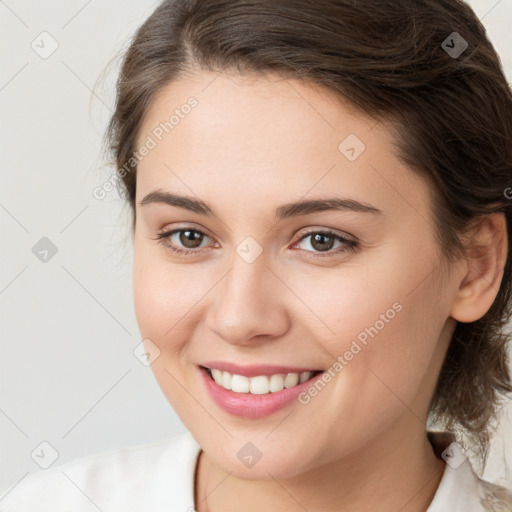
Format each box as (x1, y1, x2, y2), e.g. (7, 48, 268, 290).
(180, 230, 203, 248)
(312, 233, 334, 252)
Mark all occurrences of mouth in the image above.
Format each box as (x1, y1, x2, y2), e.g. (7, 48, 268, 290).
(200, 365, 323, 395)
(198, 364, 326, 419)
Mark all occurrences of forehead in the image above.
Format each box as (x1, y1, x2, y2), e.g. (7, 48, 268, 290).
(137, 70, 378, 151)
(134, 71, 431, 223)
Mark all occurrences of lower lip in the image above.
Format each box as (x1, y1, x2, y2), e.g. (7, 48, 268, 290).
(199, 366, 324, 419)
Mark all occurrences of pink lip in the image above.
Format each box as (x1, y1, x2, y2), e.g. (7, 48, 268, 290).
(198, 366, 324, 419)
(201, 360, 322, 377)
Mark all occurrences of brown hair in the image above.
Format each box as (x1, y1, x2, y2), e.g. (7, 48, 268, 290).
(103, 0, 512, 467)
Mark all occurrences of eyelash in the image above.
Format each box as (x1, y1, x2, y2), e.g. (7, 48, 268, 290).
(153, 227, 359, 259)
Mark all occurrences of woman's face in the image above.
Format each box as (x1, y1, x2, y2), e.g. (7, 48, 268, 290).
(132, 71, 461, 479)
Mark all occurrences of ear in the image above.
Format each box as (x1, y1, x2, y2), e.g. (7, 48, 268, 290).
(450, 213, 508, 323)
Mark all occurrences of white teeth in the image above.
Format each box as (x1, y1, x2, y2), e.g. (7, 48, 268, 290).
(284, 373, 299, 388)
(211, 368, 222, 383)
(231, 374, 250, 393)
(249, 375, 269, 395)
(222, 371, 232, 390)
(299, 371, 312, 383)
(208, 368, 317, 394)
(269, 374, 285, 392)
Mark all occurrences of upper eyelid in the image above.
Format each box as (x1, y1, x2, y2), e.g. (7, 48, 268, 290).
(155, 227, 359, 261)
(159, 226, 354, 248)
(157, 223, 213, 241)
(295, 226, 356, 242)
(158, 225, 352, 238)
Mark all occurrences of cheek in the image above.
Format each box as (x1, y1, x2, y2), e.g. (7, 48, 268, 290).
(298, 246, 448, 410)
(132, 239, 204, 342)
(132, 241, 194, 373)
(132, 244, 203, 416)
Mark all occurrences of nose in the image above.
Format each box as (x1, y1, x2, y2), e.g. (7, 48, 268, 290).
(205, 251, 290, 345)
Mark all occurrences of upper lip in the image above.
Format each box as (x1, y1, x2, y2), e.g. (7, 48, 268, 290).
(200, 361, 323, 378)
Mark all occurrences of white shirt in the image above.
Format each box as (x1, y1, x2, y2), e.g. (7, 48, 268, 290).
(1, 430, 510, 511)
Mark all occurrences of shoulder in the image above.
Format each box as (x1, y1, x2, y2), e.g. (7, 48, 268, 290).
(0, 430, 200, 512)
(439, 460, 512, 511)
(478, 478, 512, 512)
(427, 431, 512, 512)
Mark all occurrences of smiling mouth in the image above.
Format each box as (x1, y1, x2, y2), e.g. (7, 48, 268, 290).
(201, 366, 323, 395)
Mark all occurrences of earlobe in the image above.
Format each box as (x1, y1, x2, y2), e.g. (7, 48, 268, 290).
(449, 213, 508, 323)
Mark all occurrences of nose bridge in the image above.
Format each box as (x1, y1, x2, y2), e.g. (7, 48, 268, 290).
(206, 241, 288, 342)
(223, 233, 270, 302)
(221, 246, 269, 319)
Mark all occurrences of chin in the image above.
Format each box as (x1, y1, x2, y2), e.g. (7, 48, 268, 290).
(201, 435, 322, 481)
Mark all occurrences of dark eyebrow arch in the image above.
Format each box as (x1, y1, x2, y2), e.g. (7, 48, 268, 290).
(139, 189, 384, 220)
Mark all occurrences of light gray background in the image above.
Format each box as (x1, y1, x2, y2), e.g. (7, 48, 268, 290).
(1, 0, 511, 496)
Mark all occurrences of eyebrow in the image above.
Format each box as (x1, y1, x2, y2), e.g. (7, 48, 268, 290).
(138, 189, 384, 220)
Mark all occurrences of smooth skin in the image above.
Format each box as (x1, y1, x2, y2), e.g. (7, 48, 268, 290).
(132, 71, 507, 512)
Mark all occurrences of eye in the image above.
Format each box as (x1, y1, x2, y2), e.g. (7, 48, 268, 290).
(152, 226, 358, 258)
(153, 227, 215, 255)
(292, 229, 358, 258)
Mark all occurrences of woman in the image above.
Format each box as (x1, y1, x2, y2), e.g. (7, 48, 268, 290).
(2, 0, 512, 510)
